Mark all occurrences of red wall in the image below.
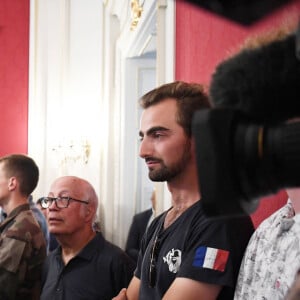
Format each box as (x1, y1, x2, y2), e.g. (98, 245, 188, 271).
(175, 0, 300, 227)
(176, 0, 300, 86)
(0, 0, 29, 156)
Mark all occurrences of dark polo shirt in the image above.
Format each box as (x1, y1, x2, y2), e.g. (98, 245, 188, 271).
(41, 232, 135, 300)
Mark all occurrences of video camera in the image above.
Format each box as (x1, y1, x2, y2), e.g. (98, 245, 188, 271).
(186, 0, 289, 25)
(192, 28, 300, 217)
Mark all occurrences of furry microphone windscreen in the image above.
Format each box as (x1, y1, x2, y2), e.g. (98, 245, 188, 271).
(209, 33, 300, 124)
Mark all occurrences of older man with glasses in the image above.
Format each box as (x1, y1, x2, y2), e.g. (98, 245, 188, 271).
(40, 176, 135, 300)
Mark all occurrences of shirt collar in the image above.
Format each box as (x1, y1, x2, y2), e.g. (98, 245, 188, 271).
(54, 232, 105, 263)
(0, 203, 30, 230)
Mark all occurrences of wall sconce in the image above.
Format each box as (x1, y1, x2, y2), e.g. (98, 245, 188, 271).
(52, 138, 91, 165)
(130, 0, 143, 31)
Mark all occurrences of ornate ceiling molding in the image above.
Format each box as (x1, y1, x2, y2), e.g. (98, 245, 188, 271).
(130, 0, 143, 31)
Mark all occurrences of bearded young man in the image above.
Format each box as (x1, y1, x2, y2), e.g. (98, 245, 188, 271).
(114, 81, 254, 300)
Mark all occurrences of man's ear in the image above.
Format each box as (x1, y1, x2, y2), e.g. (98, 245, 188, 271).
(8, 177, 17, 191)
(85, 205, 96, 221)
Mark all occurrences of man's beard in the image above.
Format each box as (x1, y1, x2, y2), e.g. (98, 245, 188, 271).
(148, 140, 191, 182)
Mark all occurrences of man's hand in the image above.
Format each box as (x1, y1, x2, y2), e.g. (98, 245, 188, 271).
(113, 276, 140, 300)
(112, 288, 127, 300)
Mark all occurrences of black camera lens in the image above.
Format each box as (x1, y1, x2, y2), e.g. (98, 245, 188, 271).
(235, 121, 300, 202)
(192, 108, 300, 217)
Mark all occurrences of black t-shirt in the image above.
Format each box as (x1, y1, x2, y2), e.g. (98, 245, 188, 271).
(41, 232, 135, 300)
(135, 201, 254, 300)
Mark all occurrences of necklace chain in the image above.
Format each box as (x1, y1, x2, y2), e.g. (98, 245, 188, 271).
(164, 205, 187, 229)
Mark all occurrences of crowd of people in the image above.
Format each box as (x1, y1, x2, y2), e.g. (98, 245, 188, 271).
(1, 26, 300, 300)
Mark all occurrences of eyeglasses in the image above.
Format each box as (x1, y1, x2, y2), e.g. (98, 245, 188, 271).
(148, 235, 160, 288)
(37, 196, 89, 209)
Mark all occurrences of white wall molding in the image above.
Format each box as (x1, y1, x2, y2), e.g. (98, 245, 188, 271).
(29, 0, 175, 247)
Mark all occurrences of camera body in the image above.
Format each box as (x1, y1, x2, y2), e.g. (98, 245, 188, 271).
(186, 0, 289, 25)
(193, 108, 300, 217)
(192, 31, 300, 217)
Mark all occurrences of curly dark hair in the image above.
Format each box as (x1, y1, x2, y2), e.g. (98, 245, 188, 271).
(139, 81, 211, 137)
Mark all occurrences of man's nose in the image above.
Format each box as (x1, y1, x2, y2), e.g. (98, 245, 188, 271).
(139, 137, 152, 158)
(48, 199, 58, 210)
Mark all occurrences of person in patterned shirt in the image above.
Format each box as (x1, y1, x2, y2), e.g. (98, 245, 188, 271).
(234, 188, 300, 300)
(0, 154, 47, 300)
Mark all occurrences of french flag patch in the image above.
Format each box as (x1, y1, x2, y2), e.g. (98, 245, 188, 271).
(193, 246, 229, 272)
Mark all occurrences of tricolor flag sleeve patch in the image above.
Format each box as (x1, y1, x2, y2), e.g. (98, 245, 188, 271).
(192, 246, 229, 272)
